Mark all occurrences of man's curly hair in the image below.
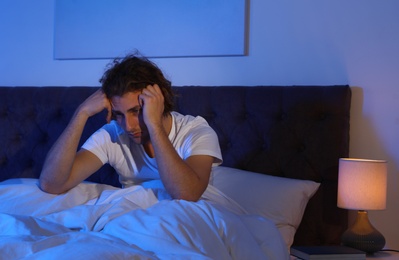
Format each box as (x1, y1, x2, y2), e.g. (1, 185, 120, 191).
(99, 53, 174, 116)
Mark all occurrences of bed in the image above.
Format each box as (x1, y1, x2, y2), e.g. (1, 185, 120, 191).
(0, 85, 351, 259)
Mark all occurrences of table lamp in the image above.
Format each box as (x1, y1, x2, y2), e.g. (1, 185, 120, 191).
(337, 158, 387, 254)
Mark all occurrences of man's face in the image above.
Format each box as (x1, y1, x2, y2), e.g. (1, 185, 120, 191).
(111, 91, 149, 145)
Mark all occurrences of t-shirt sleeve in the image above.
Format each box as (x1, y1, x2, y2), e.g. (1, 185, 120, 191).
(81, 127, 113, 165)
(181, 120, 223, 166)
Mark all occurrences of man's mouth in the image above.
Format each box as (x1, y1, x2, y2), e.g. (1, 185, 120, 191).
(128, 132, 141, 138)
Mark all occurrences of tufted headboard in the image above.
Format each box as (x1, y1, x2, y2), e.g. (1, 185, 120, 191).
(0, 85, 351, 246)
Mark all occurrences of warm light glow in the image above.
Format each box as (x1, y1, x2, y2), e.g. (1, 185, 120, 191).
(337, 158, 387, 210)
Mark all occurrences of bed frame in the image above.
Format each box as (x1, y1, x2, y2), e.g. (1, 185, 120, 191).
(0, 85, 351, 246)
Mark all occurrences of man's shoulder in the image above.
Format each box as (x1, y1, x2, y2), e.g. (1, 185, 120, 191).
(171, 111, 216, 140)
(89, 121, 126, 143)
(171, 111, 208, 126)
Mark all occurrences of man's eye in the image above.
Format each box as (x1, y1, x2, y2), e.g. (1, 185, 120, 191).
(132, 108, 142, 115)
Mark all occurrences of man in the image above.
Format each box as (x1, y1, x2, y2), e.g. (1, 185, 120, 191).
(39, 54, 222, 201)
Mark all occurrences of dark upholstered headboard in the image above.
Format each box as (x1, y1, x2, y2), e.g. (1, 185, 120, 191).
(173, 86, 351, 246)
(0, 85, 351, 246)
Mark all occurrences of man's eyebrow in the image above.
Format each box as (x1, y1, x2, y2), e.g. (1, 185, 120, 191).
(112, 105, 141, 114)
(128, 105, 142, 112)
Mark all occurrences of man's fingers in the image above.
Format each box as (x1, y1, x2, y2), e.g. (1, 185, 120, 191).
(142, 84, 161, 96)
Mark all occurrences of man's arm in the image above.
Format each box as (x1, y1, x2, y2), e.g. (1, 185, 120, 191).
(39, 90, 111, 194)
(140, 85, 214, 201)
(154, 134, 214, 201)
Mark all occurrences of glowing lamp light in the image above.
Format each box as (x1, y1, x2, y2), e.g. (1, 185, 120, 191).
(337, 158, 387, 254)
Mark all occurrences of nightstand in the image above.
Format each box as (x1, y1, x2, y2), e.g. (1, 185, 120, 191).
(366, 251, 399, 259)
(290, 248, 399, 260)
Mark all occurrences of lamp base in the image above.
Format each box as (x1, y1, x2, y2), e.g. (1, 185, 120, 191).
(341, 210, 385, 255)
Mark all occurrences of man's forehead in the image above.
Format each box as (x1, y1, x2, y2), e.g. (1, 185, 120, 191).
(111, 92, 141, 110)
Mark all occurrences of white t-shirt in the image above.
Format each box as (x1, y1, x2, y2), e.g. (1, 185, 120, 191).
(81, 111, 222, 188)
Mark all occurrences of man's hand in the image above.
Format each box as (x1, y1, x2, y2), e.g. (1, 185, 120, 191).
(78, 89, 112, 123)
(138, 84, 165, 130)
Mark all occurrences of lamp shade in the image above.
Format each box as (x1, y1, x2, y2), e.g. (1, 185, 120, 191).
(337, 158, 387, 210)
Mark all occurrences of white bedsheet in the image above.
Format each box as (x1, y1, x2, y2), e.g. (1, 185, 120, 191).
(0, 178, 289, 259)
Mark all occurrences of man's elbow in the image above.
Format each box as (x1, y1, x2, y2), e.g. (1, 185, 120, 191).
(173, 190, 203, 202)
(38, 178, 64, 195)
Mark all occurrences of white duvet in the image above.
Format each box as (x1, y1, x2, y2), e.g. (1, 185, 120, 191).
(0, 178, 289, 260)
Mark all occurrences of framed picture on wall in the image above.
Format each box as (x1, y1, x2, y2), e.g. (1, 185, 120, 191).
(54, 0, 248, 59)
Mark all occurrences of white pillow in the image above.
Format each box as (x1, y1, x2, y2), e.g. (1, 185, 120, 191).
(211, 166, 320, 248)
